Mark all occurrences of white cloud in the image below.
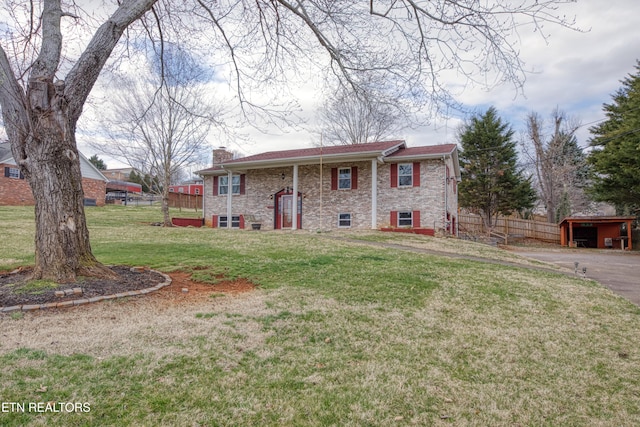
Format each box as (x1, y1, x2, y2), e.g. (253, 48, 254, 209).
(6, 1, 639, 163)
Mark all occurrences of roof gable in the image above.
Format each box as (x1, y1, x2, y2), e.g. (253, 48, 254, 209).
(0, 142, 14, 164)
(385, 144, 457, 159)
(0, 142, 107, 181)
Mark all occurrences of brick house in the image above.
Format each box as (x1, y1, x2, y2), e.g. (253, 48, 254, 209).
(0, 142, 108, 206)
(197, 141, 460, 233)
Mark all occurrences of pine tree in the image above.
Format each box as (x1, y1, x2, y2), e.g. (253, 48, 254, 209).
(88, 154, 107, 171)
(459, 107, 536, 230)
(588, 61, 640, 215)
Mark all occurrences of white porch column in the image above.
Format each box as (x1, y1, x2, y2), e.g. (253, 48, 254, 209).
(292, 164, 299, 230)
(371, 159, 378, 229)
(226, 170, 233, 229)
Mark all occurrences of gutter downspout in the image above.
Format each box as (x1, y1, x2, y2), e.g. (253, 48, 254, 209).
(371, 158, 379, 229)
(443, 155, 448, 234)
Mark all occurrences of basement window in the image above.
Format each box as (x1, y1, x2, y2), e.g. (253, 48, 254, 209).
(398, 211, 413, 227)
(338, 213, 352, 228)
(219, 215, 241, 228)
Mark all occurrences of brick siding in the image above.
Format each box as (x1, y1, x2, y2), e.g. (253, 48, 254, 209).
(0, 165, 106, 206)
(203, 157, 458, 232)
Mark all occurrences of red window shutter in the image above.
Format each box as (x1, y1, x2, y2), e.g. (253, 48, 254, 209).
(240, 174, 246, 195)
(390, 164, 398, 188)
(390, 211, 398, 227)
(212, 215, 218, 228)
(239, 215, 245, 229)
(413, 210, 421, 228)
(413, 162, 421, 187)
(331, 168, 338, 190)
(351, 166, 358, 190)
(212, 176, 218, 196)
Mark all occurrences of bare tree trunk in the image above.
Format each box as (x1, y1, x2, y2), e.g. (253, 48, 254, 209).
(162, 191, 172, 227)
(22, 125, 115, 282)
(0, 0, 156, 283)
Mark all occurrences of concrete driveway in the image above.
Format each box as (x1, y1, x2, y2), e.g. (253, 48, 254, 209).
(513, 247, 640, 306)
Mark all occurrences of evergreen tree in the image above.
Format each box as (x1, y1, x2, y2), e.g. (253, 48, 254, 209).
(129, 170, 150, 193)
(588, 61, 640, 214)
(458, 107, 536, 230)
(88, 154, 107, 170)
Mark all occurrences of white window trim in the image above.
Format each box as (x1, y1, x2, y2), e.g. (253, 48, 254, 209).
(398, 211, 413, 227)
(338, 167, 352, 190)
(219, 215, 241, 228)
(398, 163, 413, 187)
(7, 167, 20, 179)
(219, 175, 241, 195)
(338, 213, 352, 228)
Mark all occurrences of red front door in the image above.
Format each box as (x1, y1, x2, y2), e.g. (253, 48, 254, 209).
(281, 195, 293, 228)
(275, 191, 301, 229)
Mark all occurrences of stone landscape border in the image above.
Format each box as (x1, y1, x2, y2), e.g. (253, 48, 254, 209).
(0, 270, 172, 313)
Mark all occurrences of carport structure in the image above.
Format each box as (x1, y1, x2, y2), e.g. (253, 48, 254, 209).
(559, 216, 635, 250)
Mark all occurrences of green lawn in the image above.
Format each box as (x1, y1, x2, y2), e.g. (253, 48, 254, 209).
(1, 205, 639, 426)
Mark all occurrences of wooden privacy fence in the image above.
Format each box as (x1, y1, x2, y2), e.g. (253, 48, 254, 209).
(168, 192, 203, 211)
(458, 213, 560, 243)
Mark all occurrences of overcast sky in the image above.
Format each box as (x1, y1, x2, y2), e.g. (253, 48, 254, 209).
(224, 0, 640, 160)
(70, 0, 640, 169)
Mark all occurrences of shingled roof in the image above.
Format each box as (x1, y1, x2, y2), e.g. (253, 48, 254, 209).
(198, 140, 458, 175)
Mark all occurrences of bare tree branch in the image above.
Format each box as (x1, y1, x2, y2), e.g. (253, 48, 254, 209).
(65, 0, 157, 122)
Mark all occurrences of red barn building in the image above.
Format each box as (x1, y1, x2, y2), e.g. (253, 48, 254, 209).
(169, 182, 203, 195)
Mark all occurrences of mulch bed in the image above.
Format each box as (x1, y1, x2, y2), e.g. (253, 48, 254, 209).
(0, 266, 166, 307)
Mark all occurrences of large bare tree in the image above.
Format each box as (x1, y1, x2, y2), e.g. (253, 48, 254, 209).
(0, 0, 577, 282)
(524, 109, 589, 223)
(0, 1, 156, 282)
(316, 80, 405, 145)
(93, 45, 220, 226)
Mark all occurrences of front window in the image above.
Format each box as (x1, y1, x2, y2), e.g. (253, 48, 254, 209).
(338, 168, 351, 189)
(398, 211, 413, 227)
(338, 213, 352, 228)
(219, 215, 241, 228)
(219, 175, 241, 195)
(194, 188, 200, 195)
(6, 167, 20, 179)
(178, 187, 184, 193)
(398, 163, 413, 187)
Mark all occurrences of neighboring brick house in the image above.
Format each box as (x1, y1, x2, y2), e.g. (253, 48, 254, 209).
(197, 140, 460, 233)
(103, 167, 137, 182)
(0, 142, 108, 206)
